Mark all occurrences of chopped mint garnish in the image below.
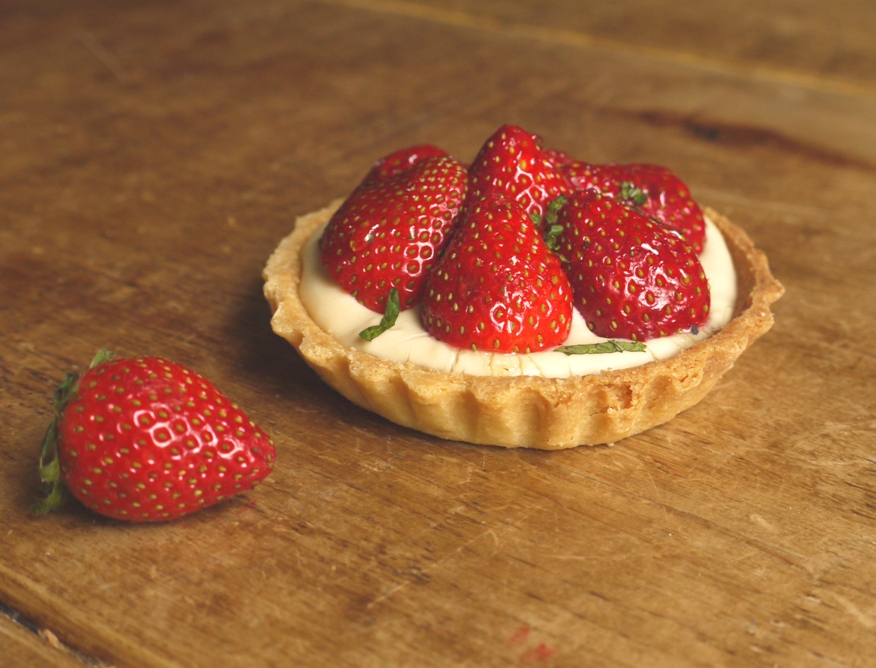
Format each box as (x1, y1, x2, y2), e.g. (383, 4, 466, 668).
(619, 181, 648, 207)
(542, 195, 568, 259)
(359, 289, 401, 341)
(544, 223, 565, 254)
(555, 340, 647, 355)
(546, 194, 568, 221)
(531, 194, 568, 231)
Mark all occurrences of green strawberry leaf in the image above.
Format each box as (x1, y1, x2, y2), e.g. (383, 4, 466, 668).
(32, 479, 67, 516)
(359, 289, 401, 341)
(555, 340, 647, 355)
(34, 349, 114, 515)
(37, 418, 60, 487)
(89, 348, 115, 369)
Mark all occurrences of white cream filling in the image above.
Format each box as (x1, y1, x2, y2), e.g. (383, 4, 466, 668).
(300, 217, 737, 378)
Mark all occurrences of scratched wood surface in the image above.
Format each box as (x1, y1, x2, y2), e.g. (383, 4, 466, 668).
(2, 1, 875, 666)
(0, 612, 87, 668)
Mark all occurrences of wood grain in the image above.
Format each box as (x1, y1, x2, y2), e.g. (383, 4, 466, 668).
(1, 0, 875, 666)
(343, 0, 876, 94)
(0, 611, 91, 668)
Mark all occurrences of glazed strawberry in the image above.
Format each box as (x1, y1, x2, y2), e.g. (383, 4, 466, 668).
(362, 144, 449, 183)
(562, 162, 706, 253)
(543, 147, 575, 169)
(467, 125, 572, 221)
(36, 350, 275, 522)
(320, 155, 468, 312)
(554, 191, 710, 341)
(421, 195, 573, 353)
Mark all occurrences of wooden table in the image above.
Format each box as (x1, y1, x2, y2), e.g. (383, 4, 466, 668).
(2, 1, 875, 666)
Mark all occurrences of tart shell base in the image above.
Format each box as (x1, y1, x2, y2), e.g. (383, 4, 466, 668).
(263, 201, 784, 449)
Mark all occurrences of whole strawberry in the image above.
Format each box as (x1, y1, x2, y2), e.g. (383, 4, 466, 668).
(320, 154, 468, 312)
(421, 195, 573, 354)
(361, 144, 449, 183)
(36, 350, 275, 522)
(467, 125, 572, 222)
(554, 191, 710, 341)
(561, 161, 706, 253)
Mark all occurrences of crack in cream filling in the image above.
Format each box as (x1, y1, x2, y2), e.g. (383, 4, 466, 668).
(300, 217, 737, 378)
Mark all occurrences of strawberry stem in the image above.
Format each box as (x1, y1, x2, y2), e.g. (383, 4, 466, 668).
(34, 349, 115, 515)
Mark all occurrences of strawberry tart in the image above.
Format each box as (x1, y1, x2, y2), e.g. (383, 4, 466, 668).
(263, 126, 783, 449)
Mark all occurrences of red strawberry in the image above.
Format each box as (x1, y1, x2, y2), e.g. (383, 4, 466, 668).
(554, 191, 710, 341)
(36, 350, 275, 522)
(362, 144, 449, 183)
(320, 155, 468, 312)
(421, 195, 573, 354)
(562, 162, 706, 253)
(467, 125, 572, 221)
(543, 147, 575, 169)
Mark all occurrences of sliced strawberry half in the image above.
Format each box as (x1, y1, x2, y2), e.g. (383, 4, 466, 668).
(554, 190, 710, 341)
(421, 195, 573, 354)
(320, 155, 468, 312)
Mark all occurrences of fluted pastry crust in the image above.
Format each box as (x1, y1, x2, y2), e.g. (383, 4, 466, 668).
(263, 201, 783, 449)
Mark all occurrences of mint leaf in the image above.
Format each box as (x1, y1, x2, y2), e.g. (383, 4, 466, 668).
(359, 289, 401, 341)
(545, 194, 568, 223)
(543, 223, 565, 253)
(542, 195, 569, 258)
(555, 340, 647, 355)
(531, 195, 568, 231)
(619, 181, 648, 207)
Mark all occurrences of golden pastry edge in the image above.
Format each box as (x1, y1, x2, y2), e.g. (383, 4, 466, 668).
(263, 201, 784, 450)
